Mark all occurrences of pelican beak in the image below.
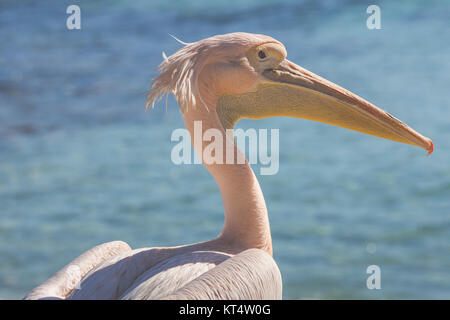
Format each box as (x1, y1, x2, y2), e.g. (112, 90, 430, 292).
(217, 59, 434, 155)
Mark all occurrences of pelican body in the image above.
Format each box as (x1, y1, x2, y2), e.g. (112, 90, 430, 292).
(25, 33, 433, 300)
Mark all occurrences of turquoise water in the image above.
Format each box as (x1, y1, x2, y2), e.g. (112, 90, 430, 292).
(1, 0, 449, 299)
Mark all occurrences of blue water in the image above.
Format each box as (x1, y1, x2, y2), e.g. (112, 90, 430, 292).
(1, 0, 449, 299)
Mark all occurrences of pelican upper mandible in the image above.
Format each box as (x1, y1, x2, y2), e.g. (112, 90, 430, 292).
(25, 32, 433, 300)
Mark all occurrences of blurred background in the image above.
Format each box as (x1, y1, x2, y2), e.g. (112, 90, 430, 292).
(0, 0, 449, 299)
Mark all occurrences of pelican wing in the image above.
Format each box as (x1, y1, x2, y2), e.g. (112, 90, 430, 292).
(24, 241, 131, 300)
(163, 249, 282, 300)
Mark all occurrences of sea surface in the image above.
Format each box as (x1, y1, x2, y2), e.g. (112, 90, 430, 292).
(0, 0, 449, 299)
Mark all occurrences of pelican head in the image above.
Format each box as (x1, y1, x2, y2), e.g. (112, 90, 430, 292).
(147, 32, 433, 155)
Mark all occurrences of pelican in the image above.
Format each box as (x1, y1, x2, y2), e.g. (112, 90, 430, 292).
(25, 32, 433, 300)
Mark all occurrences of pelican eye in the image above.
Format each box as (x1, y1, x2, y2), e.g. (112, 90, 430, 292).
(258, 50, 266, 59)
